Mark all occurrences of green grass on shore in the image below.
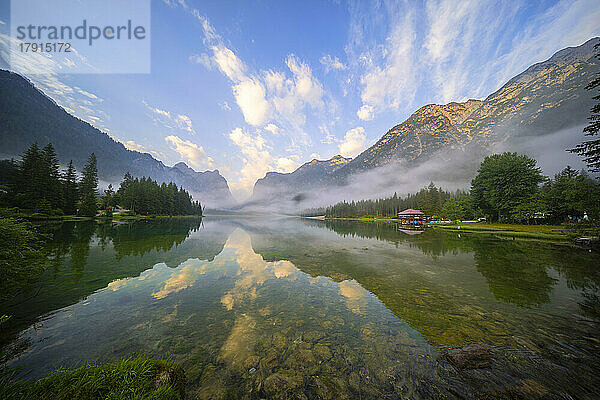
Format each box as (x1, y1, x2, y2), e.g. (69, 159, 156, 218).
(323, 216, 578, 240)
(429, 222, 569, 240)
(0, 357, 186, 400)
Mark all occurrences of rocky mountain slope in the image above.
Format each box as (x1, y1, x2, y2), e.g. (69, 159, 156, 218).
(337, 37, 599, 178)
(253, 37, 599, 206)
(253, 155, 351, 201)
(0, 70, 234, 207)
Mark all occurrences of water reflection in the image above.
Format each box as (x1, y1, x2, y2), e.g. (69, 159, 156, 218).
(2, 217, 599, 398)
(8, 228, 458, 399)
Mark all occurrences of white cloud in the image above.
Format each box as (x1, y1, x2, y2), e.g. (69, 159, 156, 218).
(143, 100, 197, 135)
(275, 157, 298, 172)
(165, 135, 214, 168)
(320, 54, 347, 73)
(357, 10, 416, 117)
(319, 125, 338, 144)
(192, 16, 325, 139)
(189, 53, 213, 69)
(338, 127, 366, 158)
(220, 101, 232, 110)
(356, 104, 374, 121)
(0, 34, 107, 130)
(233, 78, 272, 126)
(228, 128, 273, 196)
(227, 128, 300, 198)
(212, 45, 247, 82)
(123, 140, 147, 152)
(175, 114, 196, 135)
(286, 54, 324, 107)
(264, 123, 282, 135)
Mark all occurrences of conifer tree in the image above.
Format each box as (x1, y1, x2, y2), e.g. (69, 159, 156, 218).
(78, 153, 98, 216)
(62, 160, 79, 215)
(41, 143, 63, 211)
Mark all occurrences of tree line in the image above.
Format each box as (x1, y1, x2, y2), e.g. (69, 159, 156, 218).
(0, 142, 99, 216)
(0, 142, 202, 217)
(100, 173, 203, 216)
(321, 152, 600, 224)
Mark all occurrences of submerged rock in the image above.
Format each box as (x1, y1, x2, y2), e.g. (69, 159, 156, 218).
(263, 371, 303, 399)
(443, 343, 491, 369)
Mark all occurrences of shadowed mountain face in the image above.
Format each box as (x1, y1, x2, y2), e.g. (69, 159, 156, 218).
(252, 155, 351, 201)
(251, 37, 600, 208)
(0, 70, 234, 207)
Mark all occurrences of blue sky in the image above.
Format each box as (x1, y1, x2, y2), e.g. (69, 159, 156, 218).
(1, 0, 600, 200)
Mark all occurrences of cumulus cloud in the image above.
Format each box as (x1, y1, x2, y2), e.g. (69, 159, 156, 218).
(233, 78, 272, 126)
(165, 135, 214, 168)
(275, 157, 297, 172)
(227, 128, 300, 198)
(191, 15, 325, 140)
(338, 127, 366, 158)
(356, 104, 374, 121)
(320, 54, 347, 73)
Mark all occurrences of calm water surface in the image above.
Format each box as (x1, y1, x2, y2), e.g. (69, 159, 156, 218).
(1, 217, 599, 399)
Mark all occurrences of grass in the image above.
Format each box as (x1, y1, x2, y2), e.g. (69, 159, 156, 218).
(322, 216, 578, 240)
(0, 357, 186, 400)
(430, 222, 569, 240)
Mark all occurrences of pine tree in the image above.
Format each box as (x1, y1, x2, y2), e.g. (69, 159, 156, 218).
(41, 143, 63, 211)
(78, 153, 98, 216)
(62, 160, 79, 215)
(15, 142, 43, 210)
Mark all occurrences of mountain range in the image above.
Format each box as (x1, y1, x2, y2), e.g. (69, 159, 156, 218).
(0, 38, 598, 211)
(252, 37, 599, 208)
(0, 70, 234, 207)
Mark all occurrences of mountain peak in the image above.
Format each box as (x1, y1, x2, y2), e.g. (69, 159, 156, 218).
(173, 161, 191, 171)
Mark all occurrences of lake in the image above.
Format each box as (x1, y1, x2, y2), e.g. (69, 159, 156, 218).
(1, 217, 599, 399)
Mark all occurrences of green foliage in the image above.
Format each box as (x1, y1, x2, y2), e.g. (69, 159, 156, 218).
(544, 166, 600, 221)
(0, 218, 46, 301)
(63, 161, 79, 215)
(570, 43, 600, 172)
(0, 357, 186, 400)
(440, 198, 463, 221)
(78, 153, 99, 217)
(471, 152, 546, 222)
(109, 173, 202, 216)
(324, 184, 456, 218)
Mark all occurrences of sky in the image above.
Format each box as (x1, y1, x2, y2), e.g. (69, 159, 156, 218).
(1, 0, 600, 200)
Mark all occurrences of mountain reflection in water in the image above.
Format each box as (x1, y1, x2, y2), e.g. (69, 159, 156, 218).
(2, 217, 599, 398)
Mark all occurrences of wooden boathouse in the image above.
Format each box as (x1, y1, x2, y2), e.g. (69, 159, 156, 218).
(398, 209, 426, 226)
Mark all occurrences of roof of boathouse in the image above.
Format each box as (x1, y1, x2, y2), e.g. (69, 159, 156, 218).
(398, 209, 425, 216)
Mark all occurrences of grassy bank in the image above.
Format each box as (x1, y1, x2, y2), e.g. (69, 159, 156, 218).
(321, 216, 577, 241)
(0, 357, 186, 400)
(430, 223, 569, 240)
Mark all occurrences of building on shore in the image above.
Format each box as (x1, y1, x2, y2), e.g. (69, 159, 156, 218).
(398, 209, 427, 226)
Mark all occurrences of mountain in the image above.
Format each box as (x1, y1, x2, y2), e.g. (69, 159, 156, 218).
(253, 155, 351, 201)
(252, 37, 600, 207)
(0, 70, 234, 207)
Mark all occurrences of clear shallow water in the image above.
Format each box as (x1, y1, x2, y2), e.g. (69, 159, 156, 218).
(1, 217, 599, 399)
